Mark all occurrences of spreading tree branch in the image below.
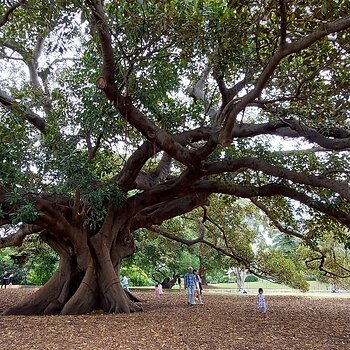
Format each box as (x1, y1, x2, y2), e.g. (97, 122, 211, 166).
(250, 198, 305, 239)
(148, 225, 252, 267)
(305, 251, 350, 278)
(190, 181, 350, 227)
(0, 88, 46, 133)
(148, 224, 282, 281)
(220, 15, 350, 145)
(204, 157, 350, 201)
(86, 0, 198, 170)
(0, 224, 42, 248)
(132, 194, 209, 230)
(0, 0, 25, 27)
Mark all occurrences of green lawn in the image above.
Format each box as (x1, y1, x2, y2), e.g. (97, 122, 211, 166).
(133, 280, 329, 291)
(132, 281, 350, 298)
(210, 280, 330, 291)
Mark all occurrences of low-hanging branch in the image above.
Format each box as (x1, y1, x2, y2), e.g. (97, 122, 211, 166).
(148, 224, 251, 267)
(305, 252, 350, 279)
(250, 198, 305, 240)
(147, 224, 292, 283)
(331, 249, 350, 275)
(253, 198, 350, 278)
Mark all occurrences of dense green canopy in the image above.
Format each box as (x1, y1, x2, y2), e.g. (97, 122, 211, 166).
(1, 0, 350, 314)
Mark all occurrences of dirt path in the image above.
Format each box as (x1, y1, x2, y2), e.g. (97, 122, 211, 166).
(0, 288, 349, 349)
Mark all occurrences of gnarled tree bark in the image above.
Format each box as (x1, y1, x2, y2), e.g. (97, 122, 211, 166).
(3, 219, 142, 315)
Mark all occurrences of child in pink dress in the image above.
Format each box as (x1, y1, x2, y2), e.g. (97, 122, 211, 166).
(154, 283, 163, 298)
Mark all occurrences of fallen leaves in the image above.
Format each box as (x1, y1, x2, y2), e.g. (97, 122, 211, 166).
(0, 289, 349, 349)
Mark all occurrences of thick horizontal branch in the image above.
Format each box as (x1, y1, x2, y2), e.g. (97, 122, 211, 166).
(131, 194, 209, 230)
(190, 181, 350, 227)
(0, 224, 42, 248)
(148, 225, 204, 246)
(119, 120, 350, 183)
(116, 119, 350, 193)
(204, 157, 350, 201)
(220, 15, 350, 145)
(281, 119, 350, 150)
(177, 119, 350, 146)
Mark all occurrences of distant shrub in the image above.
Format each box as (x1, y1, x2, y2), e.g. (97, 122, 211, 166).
(245, 274, 258, 282)
(120, 265, 150, 286)
(304, 275, 316, 281)
(207, 270, 230, 283)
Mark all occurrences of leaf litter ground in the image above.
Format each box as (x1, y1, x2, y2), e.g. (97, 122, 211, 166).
(0, 288, 349, 349)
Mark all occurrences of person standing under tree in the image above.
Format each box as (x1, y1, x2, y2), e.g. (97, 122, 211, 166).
(257, 288, 267, 317)
(121, 275, 130, 292)
(184, 267, 196, 306)
(154, 282, 163, 298)
(193, 269, 203, 304)
(8, 273, 14, 287)
(177, 274, 182, 290)
(1, 271, 10, 289)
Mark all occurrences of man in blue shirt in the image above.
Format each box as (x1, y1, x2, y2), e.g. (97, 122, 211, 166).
(184, 267, 196, 305)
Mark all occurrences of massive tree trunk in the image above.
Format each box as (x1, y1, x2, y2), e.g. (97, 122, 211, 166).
(1, 166, 208, 315)
(3, 216, 143, 315)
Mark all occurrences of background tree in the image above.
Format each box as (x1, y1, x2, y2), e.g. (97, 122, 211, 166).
(271, 231, 299, 257)
(1, 0, 350, 315)
(0, 234, 59, 285)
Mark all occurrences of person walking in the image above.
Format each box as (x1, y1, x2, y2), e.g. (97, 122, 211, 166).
(184, 267, 196, 306)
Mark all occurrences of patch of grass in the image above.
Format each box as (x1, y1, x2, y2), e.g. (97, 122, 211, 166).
(209, 280, 330, 291)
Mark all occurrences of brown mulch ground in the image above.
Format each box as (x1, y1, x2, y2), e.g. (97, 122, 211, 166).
(0, 288, 349, 349)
